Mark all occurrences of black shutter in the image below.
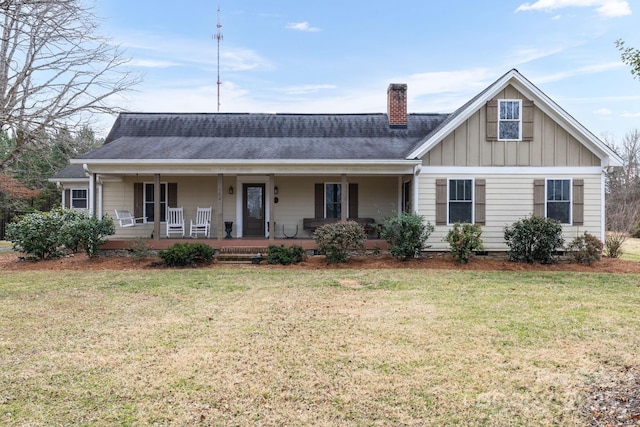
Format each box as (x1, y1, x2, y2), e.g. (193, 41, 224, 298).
(348, 183, 358, 219)
(64, 189, 71, 208)
(168, 183, 178, 207)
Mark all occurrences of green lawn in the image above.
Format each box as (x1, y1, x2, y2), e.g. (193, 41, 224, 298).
(1, 268, 639, 426)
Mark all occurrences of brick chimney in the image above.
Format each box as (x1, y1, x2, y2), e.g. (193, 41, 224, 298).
(387, 83, 407, 128)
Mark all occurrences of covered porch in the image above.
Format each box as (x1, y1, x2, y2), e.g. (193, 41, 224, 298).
(79, 159, 422, 243)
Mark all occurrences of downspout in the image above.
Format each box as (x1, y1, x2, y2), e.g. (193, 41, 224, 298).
(83, 164, 95, 216)
(601, 167, 607, 243)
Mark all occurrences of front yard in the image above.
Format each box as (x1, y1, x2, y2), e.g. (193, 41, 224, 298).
(1, 267, 639, 426)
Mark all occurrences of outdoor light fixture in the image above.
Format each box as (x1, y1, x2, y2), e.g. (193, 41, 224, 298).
(228, 185, 234, 195)
(274, 186, 279, 195)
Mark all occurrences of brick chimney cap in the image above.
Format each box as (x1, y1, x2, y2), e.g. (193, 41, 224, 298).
(387, 83, 407, 92)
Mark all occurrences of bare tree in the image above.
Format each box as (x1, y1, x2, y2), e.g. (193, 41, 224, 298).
(0, 0, 140, 169)
(604, 129, 640, 256)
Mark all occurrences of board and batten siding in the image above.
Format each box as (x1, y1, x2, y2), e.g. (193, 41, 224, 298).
(417, 173, 603, 251)
(422, 85, 601, 168)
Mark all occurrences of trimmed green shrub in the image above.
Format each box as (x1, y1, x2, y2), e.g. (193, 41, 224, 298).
(6, 210, 65, 259)
(504, 215, 564, 264)
(445, 222, 484, 264)
(379, 212, 434, 260)
(267, 245, 306, 265)
(567, 232, 603, 265)
(159, 243, 215, 267)
(314, 221, 366, 263)
(60, 212, 115, 258)
(6, 208, 114, 259)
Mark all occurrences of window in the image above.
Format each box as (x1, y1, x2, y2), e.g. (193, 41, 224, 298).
(70, 188, 87, 209)
(325, 183, 341, 219)
(144, 183, 167, 222)
(546, 179, 571, 224)
(449, 179, 473, 224)
(498, 99, 522, 141)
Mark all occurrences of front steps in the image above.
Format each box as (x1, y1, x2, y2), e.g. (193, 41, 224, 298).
(216, 247, 268, 264)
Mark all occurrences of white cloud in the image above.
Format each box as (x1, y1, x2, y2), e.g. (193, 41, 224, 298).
(533, 61, 624, 83)
(621, 112, 640, 118)
(129, 59, 179, 68)
(515, 0, 631, 18)
(286, 21, 321, 32)
(593, 107, 613, 115)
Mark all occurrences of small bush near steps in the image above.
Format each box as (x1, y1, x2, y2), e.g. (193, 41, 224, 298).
(267, 245, 306, 265)
(159, 243, 215, 267)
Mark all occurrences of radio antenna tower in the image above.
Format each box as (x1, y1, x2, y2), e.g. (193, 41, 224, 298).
(214, 6, 223, 112)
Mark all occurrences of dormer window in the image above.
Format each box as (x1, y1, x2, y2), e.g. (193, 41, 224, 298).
(498, 99, 522, 141)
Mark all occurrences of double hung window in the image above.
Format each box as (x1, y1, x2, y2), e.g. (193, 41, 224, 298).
(325, 183, 342, 219)
(70, 188, 88, 209)
(144, 183, 167, 222)
(498, 99, 522, 141)
(449, 179, 473, 224)
(546, 179, 571, 224)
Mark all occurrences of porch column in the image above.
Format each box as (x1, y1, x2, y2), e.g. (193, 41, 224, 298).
(341, 174, 348, 221)
(154, 174, 160, 240)
(217, 174, 223, 241)
(269, 174, 275, 241)
(89, 172, 96, 216)
(397, 176, 403, 214)
(413, 166, 421, 215)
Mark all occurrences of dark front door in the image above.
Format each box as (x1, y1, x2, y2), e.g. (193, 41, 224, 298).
(243, 184, 265, 237)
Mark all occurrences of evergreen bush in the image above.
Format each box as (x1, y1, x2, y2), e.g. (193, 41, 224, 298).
(567, 232, 603, 265)
(159, 243, 215, 267)
(503, 215, 564, 264)
(379, 212, 434, 260)
(445, 222, 484, 264)
(267, 245, 306, 265)
(314, 221, 366, 263)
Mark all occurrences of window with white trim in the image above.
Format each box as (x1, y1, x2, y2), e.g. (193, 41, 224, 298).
(70, 188, 88, 209)
(448, 179, 473, 224)
(144, 183, 167, 222)
(325, 183, 341, 219)
(546, 179, 571, 224)
(498, 99, 522, 141)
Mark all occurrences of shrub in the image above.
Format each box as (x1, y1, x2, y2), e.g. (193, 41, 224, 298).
(604, 233, 626, 258)
(267, 245, 306, 265)
(128, 237, 154, 259)
(60, 213, 115, 258)
(503, 215, 564, 264)
(379, 212, 434, 260)
(159, 243, 215, 267)
(445, 222, 484, 264)
(6, 210, 65, 259)
(314, 221, 366, 263)
(567, 232, 603, 265)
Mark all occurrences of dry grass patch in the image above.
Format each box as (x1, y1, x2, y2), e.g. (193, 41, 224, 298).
(1, 269, 639, 426)
(621, 237, 640, 262)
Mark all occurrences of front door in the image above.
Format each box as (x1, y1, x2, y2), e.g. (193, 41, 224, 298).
(243, 184, 265, 237)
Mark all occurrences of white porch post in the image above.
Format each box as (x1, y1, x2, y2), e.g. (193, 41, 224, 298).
(413, 165, 421, 215)
(397, 176, 403, 214)
(269, 174, 275, 241)
(217, 174, 223, 241)
(89, 172, 96, 216)
(341, 174, 348, 221)
(153, 174, 160, 240)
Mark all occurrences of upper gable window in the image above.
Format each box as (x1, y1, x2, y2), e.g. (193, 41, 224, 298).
(498, 99, 522, 141)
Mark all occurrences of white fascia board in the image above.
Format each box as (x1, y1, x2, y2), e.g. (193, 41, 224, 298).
(422, 166, 604, 175)
(46, 177, 89, 184)
(74, 159, 421, 176)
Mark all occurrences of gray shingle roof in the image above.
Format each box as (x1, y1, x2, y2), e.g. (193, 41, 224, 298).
(78, 113, 449, 161)
(50, 164, 87, 180)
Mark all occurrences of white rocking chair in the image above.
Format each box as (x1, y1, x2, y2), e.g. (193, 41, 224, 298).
(190, 207, 212, 238)
(166, 207, 185, 238)
(114, 209, 145, 227)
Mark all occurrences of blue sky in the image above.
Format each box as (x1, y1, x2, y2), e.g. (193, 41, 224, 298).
(96, 0, 639, 143)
